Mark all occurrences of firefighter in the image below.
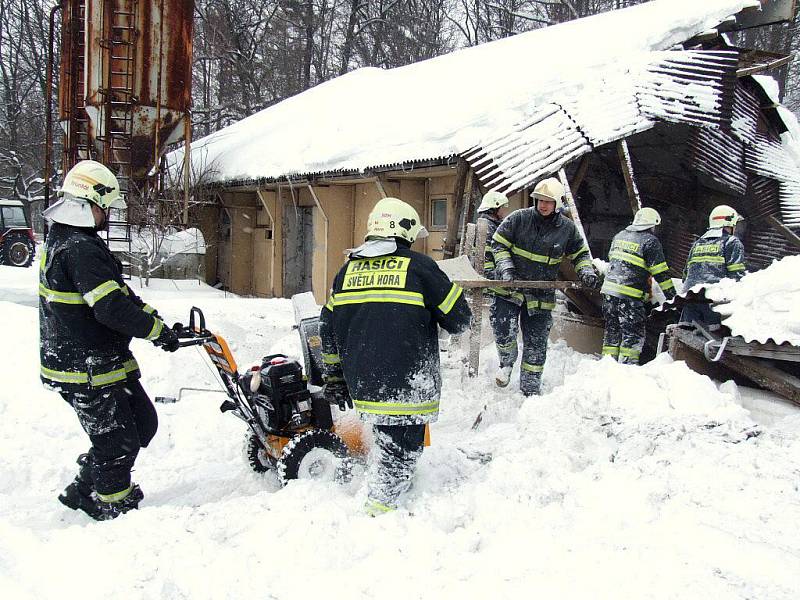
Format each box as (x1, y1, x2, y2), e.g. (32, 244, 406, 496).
(680, 204, 746, 331)
(39, 160, 179, 521)
(600, 207, 676, 364)
(319, 197, 471, 516)
(477, 191, 515, 371)
(491, 177, 599, 395)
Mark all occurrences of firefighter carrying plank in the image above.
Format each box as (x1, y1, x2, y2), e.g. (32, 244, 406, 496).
(319, 197, 471, 516)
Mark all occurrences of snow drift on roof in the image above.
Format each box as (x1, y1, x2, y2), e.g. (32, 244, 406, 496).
(166, 0, 760, 186)
(706, 254, 800, 345)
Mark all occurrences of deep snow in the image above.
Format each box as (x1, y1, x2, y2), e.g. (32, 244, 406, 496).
(2, 262, 799, 599)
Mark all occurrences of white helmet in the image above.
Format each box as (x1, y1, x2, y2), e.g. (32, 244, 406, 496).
(44, 160, 124, 227)
(366, 197, 428, 244)
(477, 190, 509, 213)
(709, 205, 743, 229)
(629, 207, 661, 232)
(533, 177, 565, 211)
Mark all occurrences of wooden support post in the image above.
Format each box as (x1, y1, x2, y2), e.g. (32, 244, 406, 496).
(571, 154, 591, 194)
(374, 176, 388, 199)
(558, 167, 592, 260)
(617, 139, 641, 215)
(765, 215, 800, 250)
(467, 218, 489, 377)
(444, 158, 469, 258)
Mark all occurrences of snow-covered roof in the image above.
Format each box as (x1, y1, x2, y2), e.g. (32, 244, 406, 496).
(706, 254, 800, 346)
(168, 0, 765, 191)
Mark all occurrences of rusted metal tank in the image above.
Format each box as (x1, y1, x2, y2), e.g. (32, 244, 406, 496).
(58, 0, 194, 190)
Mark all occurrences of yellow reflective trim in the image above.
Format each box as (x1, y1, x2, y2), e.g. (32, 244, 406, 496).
(437, 283, 463, 315)
(649, 262, 669, 275)
(39, 247, 47, 272)
(727, 263, 746, 272)
(142, 304, 156, 315)
(322, 352, 341, 365)
(659, 279, 675, 291)
(90, 367, 127, 387)
(487, 286, 509, 296)
(600, 280, 646, 300)
(354, 399, 439, 415)
(41, 365, 89, 384)
(496, 339, 517, 350)
(324, 297, 334, 311)
(493, 232, 512, 248)
(521, 362, 543, 373)
(619, 347, 640, 358)
(325, 375, 344, 383)
(525, 299, 556, 311)
(568, 245, 590, 260)
(38, 283, 86, 305)
(96, 485, 133, 503)
(364, 499, 395, 516)
(333, 290, 425, 308)
(574, 260, 594, 271)
(602, 346, 620, 356)
(688, 255, 725, 265)
(146, 318, 164, 341)
(123, 359, 139, 373)
(609, 250, 646, 269)
(511, 245, 562, 265)
(494, 250, 512, 261)
(82, 280, 122, 307)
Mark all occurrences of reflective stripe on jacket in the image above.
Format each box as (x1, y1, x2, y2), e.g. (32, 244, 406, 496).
(683, 229, 746, 289)
(601, 227, 676, 302)
(319, 244, 471, 425)
(491, 208, 592, 313)
(39, 224, 164, 392)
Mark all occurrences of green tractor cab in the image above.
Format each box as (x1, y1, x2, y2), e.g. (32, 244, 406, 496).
(0, 199, 35, 267)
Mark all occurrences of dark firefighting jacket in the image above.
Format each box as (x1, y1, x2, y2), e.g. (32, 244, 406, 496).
(601, 226, 676, 302)
(491, 208, 593, 312)
(319, 243, 471, 425)
(683, 229, 746, 289)
(39, 223, 165, 392)
(478, 213, 505, 297)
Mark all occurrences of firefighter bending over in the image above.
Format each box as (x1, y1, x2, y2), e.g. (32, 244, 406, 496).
(680, 205, 746, 331)
(490, 177, 600, 395)
(600, 207, 676, 364)
(319, 197, 471, 516)
(39, 160, 180, 521)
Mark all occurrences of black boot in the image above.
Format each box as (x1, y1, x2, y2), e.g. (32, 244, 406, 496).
(94, 484, 144, 521)
(58, 454, 102, 519)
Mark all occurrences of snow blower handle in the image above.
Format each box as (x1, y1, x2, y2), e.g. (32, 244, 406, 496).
(166, 307, 215, 348)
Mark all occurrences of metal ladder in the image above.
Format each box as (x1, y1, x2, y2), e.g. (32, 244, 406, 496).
(64, 0, 92, 167)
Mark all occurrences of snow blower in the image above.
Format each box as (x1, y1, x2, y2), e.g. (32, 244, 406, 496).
(169, 298, 368, 485)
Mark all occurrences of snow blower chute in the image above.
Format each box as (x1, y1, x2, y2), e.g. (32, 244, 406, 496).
(168, 293, 367, 485)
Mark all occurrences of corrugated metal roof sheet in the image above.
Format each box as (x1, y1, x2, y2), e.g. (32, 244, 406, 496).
(745, 134, 800, 226)
(688, 126, 748, 194)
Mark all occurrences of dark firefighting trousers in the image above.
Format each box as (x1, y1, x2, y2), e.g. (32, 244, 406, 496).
(367, 424, 426, 510)
(489, 296, 552, 395)
(602, 295, 646, 365)
(60, 379, 157, 496)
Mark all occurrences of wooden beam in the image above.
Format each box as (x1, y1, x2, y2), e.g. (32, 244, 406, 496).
(668, 328, 800, 406)
(467, 219, 489, 378)
(374, 176, 388, 199)
(453, 279, 585, 290)
(571, 154, 591, 193)
(617, 139, 641, 215)
(765, 215, 800, 251)
(558, 167, 592, 260)
(443, 158, 469, 258)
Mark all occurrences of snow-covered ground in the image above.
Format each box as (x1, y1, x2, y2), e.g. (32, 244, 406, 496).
(2, 262, 799, 599)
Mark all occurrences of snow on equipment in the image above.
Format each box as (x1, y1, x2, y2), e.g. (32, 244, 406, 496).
(167, 299, 367, 485)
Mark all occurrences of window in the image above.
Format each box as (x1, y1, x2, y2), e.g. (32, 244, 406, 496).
(1, 206, 26, 228)
(430, 198, 448, 230)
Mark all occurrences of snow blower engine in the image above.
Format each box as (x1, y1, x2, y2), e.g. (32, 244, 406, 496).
(168, 294, 366, 485)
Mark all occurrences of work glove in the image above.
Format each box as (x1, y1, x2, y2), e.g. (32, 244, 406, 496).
(154, 323, 180, 352)
(579, 269, 600, 290)
(324, 380, 352, 411)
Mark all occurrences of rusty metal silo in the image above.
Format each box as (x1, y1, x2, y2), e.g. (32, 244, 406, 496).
(57, 0, 194, 194)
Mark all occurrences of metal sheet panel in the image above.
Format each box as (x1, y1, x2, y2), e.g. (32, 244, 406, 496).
(688, 127, 748, 195)
(745, 135, 800, 226)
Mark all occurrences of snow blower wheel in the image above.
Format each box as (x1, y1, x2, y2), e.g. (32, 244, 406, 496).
(277, 429, 349, 486)
(245, 433, 274, 474)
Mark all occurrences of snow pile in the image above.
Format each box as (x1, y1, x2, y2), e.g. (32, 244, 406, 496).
(167, 0, 758, 185)
(706, 254, 800, 345)
(2, 264, 800, 599)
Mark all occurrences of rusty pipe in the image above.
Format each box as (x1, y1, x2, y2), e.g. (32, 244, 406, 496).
(44, 1, 64, 238)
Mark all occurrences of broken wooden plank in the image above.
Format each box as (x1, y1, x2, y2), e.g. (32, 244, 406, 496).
(668, 327, 800, 406)
(468, 219, 489, 377)
(454, 279, 585, 290)
(617, 139, 641, 215)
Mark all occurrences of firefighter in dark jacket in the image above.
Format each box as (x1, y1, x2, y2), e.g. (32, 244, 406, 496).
(39, 160, 179, 521)
(491, 178, 599, 395)
(601, 207, 676, 364)
(319, 197, 471, 516)
(477, 191, 516, 375)
(680, 205, 746, 331)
